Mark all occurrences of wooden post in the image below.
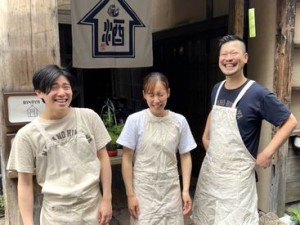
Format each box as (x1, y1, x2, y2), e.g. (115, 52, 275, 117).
(0, 0, 60, 224)
(228, 0, 245, 37)
(270, 0, 296, 217)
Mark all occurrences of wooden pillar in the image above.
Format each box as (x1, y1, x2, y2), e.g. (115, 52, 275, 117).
(228, 0, 245, 37)
(0, 0, 60, 224)
(270, 0, 296, 217)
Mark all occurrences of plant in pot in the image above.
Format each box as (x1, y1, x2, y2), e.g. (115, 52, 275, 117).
(288, 207, 300, 225)
(101, 99, 124, 157)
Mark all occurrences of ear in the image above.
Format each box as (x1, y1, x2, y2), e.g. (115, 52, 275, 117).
(35, 90, 44, 101)
(142, 90, 146, 99)
(167, 88, 170, 98)
(243, 52, 249, 63)
(35, 89, 41, 96)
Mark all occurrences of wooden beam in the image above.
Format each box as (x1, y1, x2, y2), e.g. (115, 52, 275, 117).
(153, 16, 228, 41)
(270, 0, 297, 217)
(228, 0, 245, 37)
(0, 0, 60, 224)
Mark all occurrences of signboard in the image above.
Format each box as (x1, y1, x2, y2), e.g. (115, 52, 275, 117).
(3, 92, 45, 126)
(71, 0, 153, 68)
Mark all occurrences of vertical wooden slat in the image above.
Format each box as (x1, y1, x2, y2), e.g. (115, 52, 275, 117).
(0, 0, 60, 224)
(270, 0, 296, 217)
(228, 0, 245, 37)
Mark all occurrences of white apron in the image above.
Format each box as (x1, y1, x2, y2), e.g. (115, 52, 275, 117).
(34, 109, 101, 225)
(192, 80, 259, 225)
(131, 110, 184, 225)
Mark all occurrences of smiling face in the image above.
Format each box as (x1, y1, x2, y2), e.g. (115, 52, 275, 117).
(142, 73, 170, 117)
(218, 40, 248, 77)
(36, 75, 73, 119)
(143, 80, 170, 117)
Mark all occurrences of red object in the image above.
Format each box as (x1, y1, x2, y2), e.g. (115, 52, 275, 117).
(107, 149, 118, 157)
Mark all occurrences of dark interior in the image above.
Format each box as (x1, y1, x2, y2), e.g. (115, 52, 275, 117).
(59, 16, 228, 177)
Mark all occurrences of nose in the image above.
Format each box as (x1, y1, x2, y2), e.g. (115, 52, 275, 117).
(153, 95, 160, 103)
(56, 87, 66, 95)
(225, 53, 234, 60)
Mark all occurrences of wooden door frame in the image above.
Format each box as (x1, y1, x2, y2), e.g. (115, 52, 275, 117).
(271, 0, 297, 216)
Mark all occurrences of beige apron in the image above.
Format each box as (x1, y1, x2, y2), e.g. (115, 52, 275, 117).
(131, 110, 184, 225)
(34, 109, 101, 225)
(193, 80, 259, 225)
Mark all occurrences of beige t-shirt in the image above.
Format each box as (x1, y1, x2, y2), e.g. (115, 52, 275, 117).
(7, 107, 111, 186)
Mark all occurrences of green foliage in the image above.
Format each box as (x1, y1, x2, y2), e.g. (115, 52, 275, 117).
(101, 99, 124, 150)
(0, 195, 4, 215)
(288, 207, 300, 223)
(106, 122, 124, 149)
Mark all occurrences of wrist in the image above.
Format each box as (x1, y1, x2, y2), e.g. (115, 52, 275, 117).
(262, 148, 275, 159)
(102, 194, 112, 202)
(126, 193, 135, 198)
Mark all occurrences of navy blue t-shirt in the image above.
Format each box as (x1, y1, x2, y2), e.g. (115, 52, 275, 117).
(211, 80, 291, 158)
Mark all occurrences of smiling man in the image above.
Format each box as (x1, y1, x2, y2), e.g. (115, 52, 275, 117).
(192, 35, 297, 225)
(7, 64, 113, 225)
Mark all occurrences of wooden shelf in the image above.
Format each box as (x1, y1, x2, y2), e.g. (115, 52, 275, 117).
(292, 86, 300, 91)
(110, 149, 122, 166)
(7, 150, 122, 179)
(292, 129, 300, 136)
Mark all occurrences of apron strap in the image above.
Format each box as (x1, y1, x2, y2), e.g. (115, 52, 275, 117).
(33, 108, 78, 142)
(214, 80, 226, 106)
(232, 80, 255, 108)
(33, 119, 52, 144)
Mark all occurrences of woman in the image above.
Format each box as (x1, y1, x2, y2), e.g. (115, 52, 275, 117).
(117, 72, 197, 225)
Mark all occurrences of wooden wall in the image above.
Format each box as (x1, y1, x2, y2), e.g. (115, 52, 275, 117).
(56, 0, 229, 30)
(286, 133, 300, 203)
(248, 0, 299, 216)
(294, 1, 300, 46)
(0, 0, 60, 224)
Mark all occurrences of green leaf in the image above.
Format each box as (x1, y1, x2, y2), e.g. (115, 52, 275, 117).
(288, 207, 300, 222)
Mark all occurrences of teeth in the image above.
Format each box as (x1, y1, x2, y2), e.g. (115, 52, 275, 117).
(56, 99, 67, 103)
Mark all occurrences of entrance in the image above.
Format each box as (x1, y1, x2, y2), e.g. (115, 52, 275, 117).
(59, 16, 228, 177)
(113, 16, 228, 176)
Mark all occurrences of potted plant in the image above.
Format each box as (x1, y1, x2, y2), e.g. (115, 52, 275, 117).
(287, 207, 300, 225)
(101, 99, 124, 157)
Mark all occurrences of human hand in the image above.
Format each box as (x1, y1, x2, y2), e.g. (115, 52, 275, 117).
(127, 195, 139, 220)
(98, 198, 112, 225)
(256, 151, 272, 169)
(182, 191, 192, 215)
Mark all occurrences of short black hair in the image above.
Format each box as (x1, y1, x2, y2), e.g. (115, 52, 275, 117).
(32, 64, 77, 95)
(219, 35, 246, 52)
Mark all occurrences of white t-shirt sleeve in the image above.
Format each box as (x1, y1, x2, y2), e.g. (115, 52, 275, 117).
(176, 114, 197, 154)
(117, 112, 141, 151)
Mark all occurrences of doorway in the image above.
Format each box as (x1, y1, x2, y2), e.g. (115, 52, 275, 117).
(113, 16, 228, 176)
